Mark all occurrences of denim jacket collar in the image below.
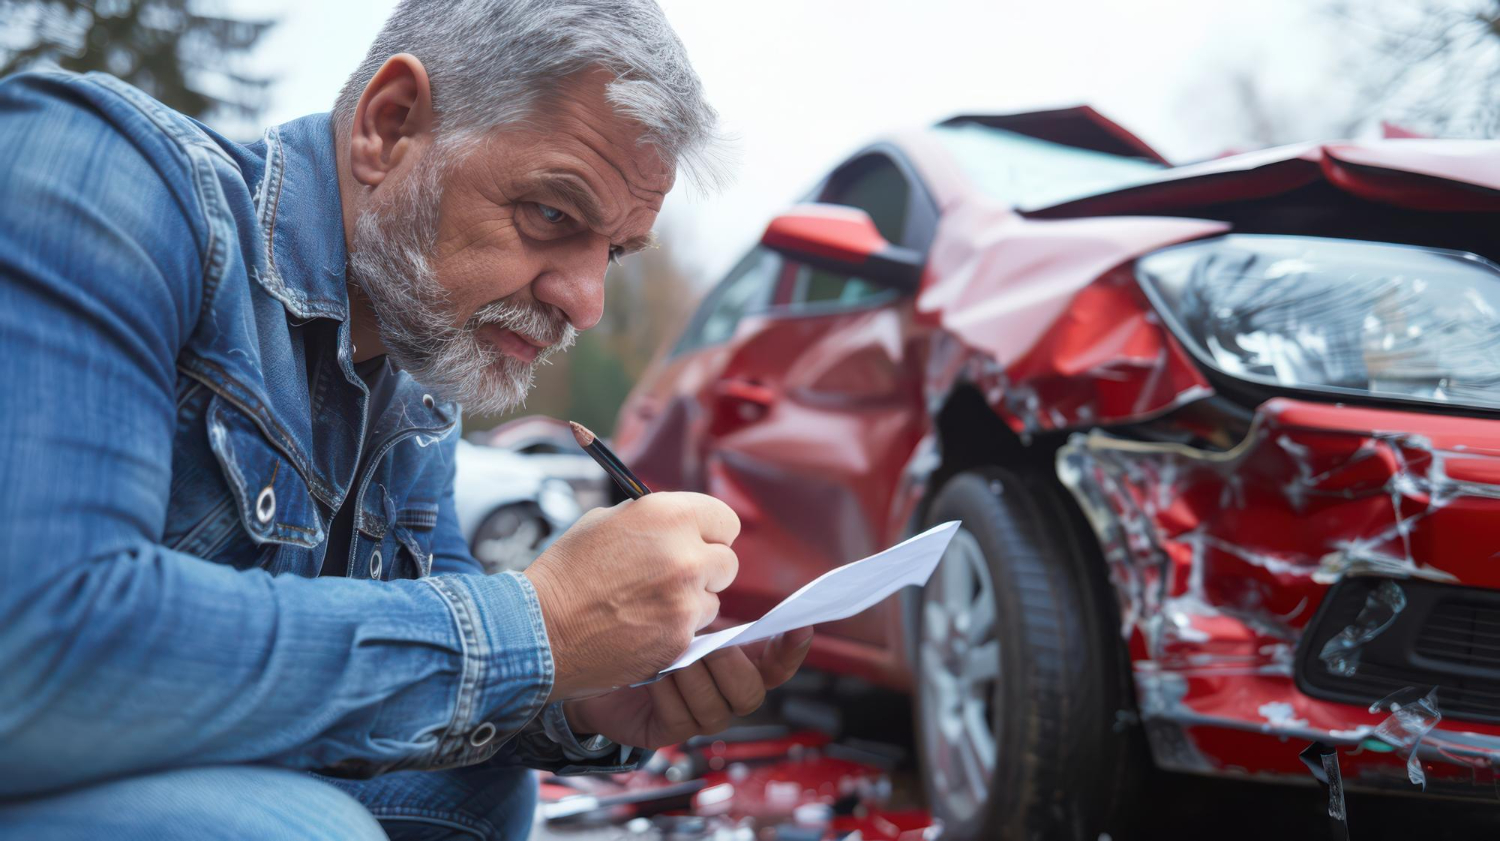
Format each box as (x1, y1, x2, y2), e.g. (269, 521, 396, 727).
(251, 113, 351, 322)
(201, 111, 457, 512)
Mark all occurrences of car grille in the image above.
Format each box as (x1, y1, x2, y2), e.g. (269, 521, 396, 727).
(1417, 602, 1500, 663)
(1297, 578, 1500, 724)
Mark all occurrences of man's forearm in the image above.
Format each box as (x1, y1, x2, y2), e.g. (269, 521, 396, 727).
(0, 544, 552, 798)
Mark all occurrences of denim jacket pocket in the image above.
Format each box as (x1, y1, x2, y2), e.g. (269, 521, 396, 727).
(392, 501, 439, 579)
(205, 396, 326, 549)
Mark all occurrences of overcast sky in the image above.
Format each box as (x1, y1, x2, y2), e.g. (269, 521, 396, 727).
(232, 0, 1352, 282)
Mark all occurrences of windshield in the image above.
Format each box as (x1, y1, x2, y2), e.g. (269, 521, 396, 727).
(932, 122, 1166, 210)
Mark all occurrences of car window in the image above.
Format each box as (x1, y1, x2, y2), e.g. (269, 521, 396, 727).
(932, 122, 1165, 209)
(789, 263, 896, 310)
(819, 155, 911, 247)
(672, 246, 782, 355)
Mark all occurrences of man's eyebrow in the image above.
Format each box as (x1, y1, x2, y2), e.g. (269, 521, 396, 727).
(532, 173, 655, 253)
(534, 174, 607, 231)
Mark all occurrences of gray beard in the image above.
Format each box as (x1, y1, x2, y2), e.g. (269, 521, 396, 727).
(346, 153, 577, 416)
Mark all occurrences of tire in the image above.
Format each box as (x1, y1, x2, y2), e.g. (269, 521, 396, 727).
(471, 502, 550, 574)
(914, 466, 1140, 841)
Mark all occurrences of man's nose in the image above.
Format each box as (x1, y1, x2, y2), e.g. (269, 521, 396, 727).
(530, 238, 608, 331)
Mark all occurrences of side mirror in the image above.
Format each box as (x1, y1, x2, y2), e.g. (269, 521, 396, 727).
(759, 204, 924, 293)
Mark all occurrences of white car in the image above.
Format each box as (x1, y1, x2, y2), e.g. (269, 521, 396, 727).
(452, 438, 582, 574)
(478, 415, 613, 512)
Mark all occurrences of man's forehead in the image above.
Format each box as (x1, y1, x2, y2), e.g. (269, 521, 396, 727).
(528, 70, 675, 187)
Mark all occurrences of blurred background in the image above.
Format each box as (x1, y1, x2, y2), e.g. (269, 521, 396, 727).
(5, 0, 1498, 437)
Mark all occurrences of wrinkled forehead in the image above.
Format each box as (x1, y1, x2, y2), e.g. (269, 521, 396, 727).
(528, 69, 677, 197)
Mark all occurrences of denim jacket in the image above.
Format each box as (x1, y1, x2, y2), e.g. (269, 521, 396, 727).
(0, 71, 639, 797)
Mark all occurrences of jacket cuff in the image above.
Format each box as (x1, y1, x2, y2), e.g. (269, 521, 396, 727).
(541, 702, 617, 760)
(421, 571, 554, 768)
(501, 702, 649, 775)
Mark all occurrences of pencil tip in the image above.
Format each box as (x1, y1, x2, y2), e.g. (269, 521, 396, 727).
(568, 420, 595, 447)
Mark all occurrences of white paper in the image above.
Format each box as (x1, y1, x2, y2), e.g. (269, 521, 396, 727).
(656, 520, 960, 677)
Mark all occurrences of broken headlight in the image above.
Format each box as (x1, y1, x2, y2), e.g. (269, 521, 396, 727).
(1136, 234, 1500, 410)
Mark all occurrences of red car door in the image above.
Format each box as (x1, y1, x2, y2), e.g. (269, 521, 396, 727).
(700, 261, 927, 646)
(613, 247, 783, 497)
(616, 151, 938, 655)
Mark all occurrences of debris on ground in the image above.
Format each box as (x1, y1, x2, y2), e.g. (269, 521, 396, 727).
(538, 726, 940, 840)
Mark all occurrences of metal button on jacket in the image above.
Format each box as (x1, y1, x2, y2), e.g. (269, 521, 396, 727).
(469, 722, 497, 747)
(369, 548, 382, 579)
(255, 486, 276, 524)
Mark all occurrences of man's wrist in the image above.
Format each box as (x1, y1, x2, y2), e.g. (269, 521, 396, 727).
(524, 565, 577, 702)
(562, 699, 593, 735)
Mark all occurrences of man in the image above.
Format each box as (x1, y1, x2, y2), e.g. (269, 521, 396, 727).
(0, 1, 811, 838)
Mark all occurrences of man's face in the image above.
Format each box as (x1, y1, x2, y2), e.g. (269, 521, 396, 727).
(349, 70, 674, 414)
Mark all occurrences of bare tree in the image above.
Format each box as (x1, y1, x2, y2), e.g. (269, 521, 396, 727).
(1330, 0, 1500, 137)
(0, 0, 274, 122)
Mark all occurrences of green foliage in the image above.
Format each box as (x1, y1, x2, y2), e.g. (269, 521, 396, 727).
(564, 329, 636, 438)
(0, 0, 274, 120)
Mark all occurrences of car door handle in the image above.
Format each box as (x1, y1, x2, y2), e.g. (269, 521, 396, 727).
(714, 378, 776, 407)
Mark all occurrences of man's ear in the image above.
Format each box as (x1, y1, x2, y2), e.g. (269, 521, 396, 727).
(348, 53, 435, 188)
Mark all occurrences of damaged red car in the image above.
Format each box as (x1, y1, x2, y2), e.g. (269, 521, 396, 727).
(611, 107, 1500, 839)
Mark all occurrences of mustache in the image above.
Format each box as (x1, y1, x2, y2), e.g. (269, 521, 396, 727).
(468, 298, 578, 353)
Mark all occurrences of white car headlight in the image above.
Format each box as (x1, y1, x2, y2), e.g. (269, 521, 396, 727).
(1137, 234, 1500, 410)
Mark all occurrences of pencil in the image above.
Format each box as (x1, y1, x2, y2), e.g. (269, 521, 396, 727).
(569, 421, 652, 500)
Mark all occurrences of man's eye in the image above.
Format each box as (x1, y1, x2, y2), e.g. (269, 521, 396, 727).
(536, 203, 568, 224)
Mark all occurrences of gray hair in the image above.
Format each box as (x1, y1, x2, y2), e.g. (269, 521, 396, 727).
(333, 0, 724, 189)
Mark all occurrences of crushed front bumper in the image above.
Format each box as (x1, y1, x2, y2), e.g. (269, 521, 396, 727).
(1058, 397, 1500, 796)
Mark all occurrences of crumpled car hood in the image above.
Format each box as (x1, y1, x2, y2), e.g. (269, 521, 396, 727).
(1023, 139, 1500, 218)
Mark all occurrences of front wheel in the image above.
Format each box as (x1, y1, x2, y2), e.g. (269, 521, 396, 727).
(915, 467, 1139, 841)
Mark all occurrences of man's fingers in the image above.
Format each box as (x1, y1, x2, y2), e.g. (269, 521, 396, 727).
(671, 661, 734, 734)
(704, 647, 767, 717)
(697, 591, 720, 631)
(684, 493, 741, 546)
(645, 676, 697, 748)
(754, 627, 814, 689)
(702, 543, 738, 594)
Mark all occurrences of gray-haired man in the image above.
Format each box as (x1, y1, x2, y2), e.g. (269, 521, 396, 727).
(0, 2, 810, 838)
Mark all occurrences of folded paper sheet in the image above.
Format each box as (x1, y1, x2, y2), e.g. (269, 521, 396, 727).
(658, 521, 960, 676)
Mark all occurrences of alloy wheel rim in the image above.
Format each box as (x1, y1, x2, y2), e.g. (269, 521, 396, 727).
(918, 527, 1000, 824)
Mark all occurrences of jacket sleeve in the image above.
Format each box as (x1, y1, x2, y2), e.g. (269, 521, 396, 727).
(0, 71, 558, 796)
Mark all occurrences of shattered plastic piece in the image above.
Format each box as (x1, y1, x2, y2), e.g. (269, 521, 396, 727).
(1317, 580, 1407, 677)
(1298, 742, 1350, 841)
(1369, 687, 1442, 788)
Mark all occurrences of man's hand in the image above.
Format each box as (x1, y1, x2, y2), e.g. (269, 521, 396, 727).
(564, 628, 813, 749)
(523, 492, 740, 699)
